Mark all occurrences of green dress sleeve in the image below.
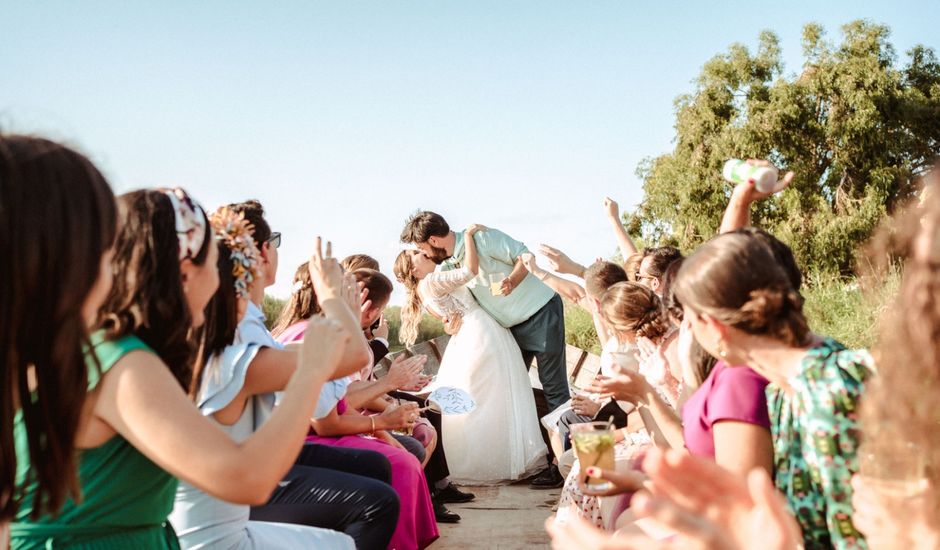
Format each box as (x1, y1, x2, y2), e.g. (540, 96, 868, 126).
(798, 349, 871, 550)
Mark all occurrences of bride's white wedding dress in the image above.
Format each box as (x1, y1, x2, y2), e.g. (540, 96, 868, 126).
(420, 266, 546, 484)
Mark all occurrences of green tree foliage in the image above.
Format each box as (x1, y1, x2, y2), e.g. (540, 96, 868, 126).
(629, 21, 940, 273)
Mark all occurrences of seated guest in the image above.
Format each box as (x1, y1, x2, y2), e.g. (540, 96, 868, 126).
(278, 320, 440, 549)
(170, 208, 399, 550)
(674, 232, 872, 549)
(3, 141, 348, 550)
(634, 246, 682, 296)
(556, 282, 679, 529)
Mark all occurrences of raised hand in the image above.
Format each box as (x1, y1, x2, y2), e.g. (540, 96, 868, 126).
(735, 159, 794, 203)
(308, 237, 344, 301)
(588, 370, 651, 404)
(299, 315, 350, 380)
(538, 244, 585, 277)
(604, 197, 620, 220)
(373, 315, 389, 340)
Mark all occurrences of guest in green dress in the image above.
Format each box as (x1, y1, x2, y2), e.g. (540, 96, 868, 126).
(2, 137, 356, 549)
(675, 231, 872, 550)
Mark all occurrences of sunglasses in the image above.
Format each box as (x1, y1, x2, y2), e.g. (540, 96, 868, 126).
(267, 232, 282, 249)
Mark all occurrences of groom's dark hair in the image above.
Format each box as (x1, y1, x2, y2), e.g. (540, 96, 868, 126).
(401, 211, 450, 244)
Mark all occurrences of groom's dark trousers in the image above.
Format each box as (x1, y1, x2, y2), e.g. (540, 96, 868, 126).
(509, 293, 569, 463)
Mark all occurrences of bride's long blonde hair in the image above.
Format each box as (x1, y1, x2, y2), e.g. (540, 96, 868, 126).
(393, 251, 423, 346)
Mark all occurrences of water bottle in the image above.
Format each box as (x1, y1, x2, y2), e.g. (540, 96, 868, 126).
(723, 159, 784, 193)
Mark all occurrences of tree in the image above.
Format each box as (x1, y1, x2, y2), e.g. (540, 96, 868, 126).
(629, 21, 940, 273)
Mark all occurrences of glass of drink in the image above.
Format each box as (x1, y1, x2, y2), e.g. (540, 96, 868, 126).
(488, 273, 507, 297)
(570, 421, 616, 492)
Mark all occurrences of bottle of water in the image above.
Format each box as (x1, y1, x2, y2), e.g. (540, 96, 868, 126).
(723, 159, 784, 193)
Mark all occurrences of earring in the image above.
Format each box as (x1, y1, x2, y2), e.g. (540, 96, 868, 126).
(718, 341, 728, 358)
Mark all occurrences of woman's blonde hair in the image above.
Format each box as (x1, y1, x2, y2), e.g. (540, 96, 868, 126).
(600, 282, 670, 342)
(393, 251, 422, 346)
(862, 160, 940, 502)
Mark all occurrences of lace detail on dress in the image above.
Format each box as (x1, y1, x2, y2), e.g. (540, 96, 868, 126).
(418, 266, 477, 319)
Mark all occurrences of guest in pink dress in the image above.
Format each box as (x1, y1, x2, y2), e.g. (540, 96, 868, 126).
(279, 321, 439, 550)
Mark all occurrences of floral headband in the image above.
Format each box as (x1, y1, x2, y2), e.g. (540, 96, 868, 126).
(210, 208, 262, 300)
(162, 188, 208, 262)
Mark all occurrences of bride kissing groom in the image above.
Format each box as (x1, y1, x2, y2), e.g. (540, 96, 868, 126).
(395, 211, 569, 488)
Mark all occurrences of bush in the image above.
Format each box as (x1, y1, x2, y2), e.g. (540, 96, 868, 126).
(802, 268, 900, 350)
(384, 305, 445, 352)
(262, 295, 286, 330)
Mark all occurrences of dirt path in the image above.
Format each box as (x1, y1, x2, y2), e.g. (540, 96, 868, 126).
(435, 483, 559, 549)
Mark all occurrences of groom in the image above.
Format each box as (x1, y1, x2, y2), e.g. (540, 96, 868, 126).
(401, 211, 569, 489)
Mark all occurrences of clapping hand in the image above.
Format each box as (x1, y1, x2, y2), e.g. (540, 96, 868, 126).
(385, 354, 428, 391)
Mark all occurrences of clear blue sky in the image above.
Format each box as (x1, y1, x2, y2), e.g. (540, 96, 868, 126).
(3, 1, 935, 303)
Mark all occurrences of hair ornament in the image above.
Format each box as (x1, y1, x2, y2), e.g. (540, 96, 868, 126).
(210, 207, 262, 300)
(162, 187, 208, 261)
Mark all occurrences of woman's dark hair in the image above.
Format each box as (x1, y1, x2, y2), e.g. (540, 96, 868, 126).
(600, 282, 670, 342)
(675, 233, 809, 347)
(660, 258, 685, 321)
(271, 261, 320, 337)
(400, 211, 450, 244)
(226, 200, 271, 248)
(353, 269, 394, 309)
(730, 227, 802, 291)
(190, 240, 240, 398)
(100, 189, 212, 389)
(641, 246, 683, 280)
(1, 135, 117, 520)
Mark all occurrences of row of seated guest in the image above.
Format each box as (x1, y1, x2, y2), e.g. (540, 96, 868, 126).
(3, 136, 364, 549)
(541, 167, 878, 549)
(0, 135, 470, 550)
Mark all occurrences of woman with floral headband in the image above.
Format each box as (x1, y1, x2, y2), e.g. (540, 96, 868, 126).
(170, 209, 400, 550)
(3, 136, 353, 550)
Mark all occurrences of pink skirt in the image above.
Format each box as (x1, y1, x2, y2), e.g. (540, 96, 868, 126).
(306, 433, 439, 550)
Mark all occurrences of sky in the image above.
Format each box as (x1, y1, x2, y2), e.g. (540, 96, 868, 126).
(3, 1, 936, 304)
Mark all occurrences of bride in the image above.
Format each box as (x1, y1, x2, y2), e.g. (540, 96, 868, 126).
(394, 224, 545, 484)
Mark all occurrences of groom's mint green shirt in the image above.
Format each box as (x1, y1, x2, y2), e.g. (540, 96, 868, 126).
(441, 229, 554, 328)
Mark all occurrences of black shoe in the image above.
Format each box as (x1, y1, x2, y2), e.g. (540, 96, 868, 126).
(437, 482, 476, 504)
(529, 465, 564, 489)
(433, 499, 461, 523)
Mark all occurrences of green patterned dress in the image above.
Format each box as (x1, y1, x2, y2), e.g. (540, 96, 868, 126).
(10, 333, 180, 549)
(767, 338, 873, 550)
